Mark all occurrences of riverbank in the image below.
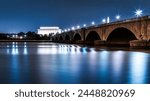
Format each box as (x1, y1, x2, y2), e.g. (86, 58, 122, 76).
(0, 40, 149, 52)
(0, 40, 52, 42)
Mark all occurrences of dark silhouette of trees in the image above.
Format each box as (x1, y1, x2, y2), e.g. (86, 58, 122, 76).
(26, 31, 36, 40)
(0, 31, 50, 40)
(0, 33, 8, 40)
(18, 32, 25, 36)
(24, 31, 50, 40)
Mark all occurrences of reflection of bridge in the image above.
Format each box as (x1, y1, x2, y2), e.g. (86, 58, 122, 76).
(52, 16, 150, 47)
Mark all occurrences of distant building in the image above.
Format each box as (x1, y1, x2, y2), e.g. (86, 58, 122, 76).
(37, 27, 61, 36)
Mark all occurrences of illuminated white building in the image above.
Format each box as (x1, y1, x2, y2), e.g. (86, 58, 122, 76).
(37, 27, 61, 36)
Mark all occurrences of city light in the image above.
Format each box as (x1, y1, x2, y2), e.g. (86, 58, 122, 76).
(72, 27, 75, 30)
(83, 24, 86, 27)
(102, 17, 110, 23)
(77, 25, 80, 29)
(92, 21, 95, 25)
(60, 9, 144, 32)
(116, 15, 121, 20)
(68, 28, 70, 31)
(134, 9, 143, 17)
(102, 18, 106, 23)
(64, 29, 67, 32)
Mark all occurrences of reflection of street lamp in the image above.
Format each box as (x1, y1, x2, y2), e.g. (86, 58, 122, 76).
(135, 9, 143, 17)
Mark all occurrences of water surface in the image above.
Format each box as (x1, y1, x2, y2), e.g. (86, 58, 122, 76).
(0, 42, 149, 84)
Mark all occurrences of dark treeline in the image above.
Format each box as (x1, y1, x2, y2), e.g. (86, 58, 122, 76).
(0, 31, 50, 40)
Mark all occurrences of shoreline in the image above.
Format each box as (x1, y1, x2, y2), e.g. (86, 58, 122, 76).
(0, 40, 52, 42)
(0, 41, 149, 53)
(0, 40, 149, 52)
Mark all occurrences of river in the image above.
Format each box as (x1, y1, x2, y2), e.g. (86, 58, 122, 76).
(0, 42, 149, 84)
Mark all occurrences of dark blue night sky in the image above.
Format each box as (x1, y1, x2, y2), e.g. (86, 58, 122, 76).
(0, 0, 149, 33)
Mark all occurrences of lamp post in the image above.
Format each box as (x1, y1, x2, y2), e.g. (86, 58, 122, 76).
(102, 18, 106, 23)
(92, 21, 95, 25)
(116, 15, 121, 20)
(134, 9, 143, 17)
(77, 25, 80, 29)
(83, 24, 86, 27)
(72, 27, 75, 30)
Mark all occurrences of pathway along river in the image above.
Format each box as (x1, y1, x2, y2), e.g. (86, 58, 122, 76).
(0, 42, 149, 84)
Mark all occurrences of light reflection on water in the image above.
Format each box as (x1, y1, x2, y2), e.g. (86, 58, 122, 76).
(129, 52, 148, 84)
(0, 42, 149, 84)
(111, 51, 125, 83)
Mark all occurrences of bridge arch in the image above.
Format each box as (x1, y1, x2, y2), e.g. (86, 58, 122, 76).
(65, 34, 70, 41)
(106, 26, 139, 40)
(86, 31, 101, 41)
(107, 27, 137, 46)
(73, 33, 81, 40)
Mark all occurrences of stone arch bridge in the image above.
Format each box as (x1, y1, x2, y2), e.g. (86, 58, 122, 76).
(52, 16, 150, 47)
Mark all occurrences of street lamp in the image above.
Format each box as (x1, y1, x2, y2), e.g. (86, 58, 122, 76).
(116, 15, 121, 20)
(72, 27, 75, 30)
(83, 24, 86, 27)
(64, 29, 67, 32)
(102, 18, 106, 23)
(92, 21, 95, 25)
(77, 25, 80, 29)
(68, 28, 70, 31)
(134, 9, 143, 17)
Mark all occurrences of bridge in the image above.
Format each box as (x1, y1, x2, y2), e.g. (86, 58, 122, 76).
(52, 16, 150, 47)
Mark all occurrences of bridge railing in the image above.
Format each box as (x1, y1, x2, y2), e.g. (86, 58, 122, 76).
(55, 15, 150, 35)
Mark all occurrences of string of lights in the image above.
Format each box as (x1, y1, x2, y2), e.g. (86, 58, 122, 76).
(61, 9, 143, 33)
